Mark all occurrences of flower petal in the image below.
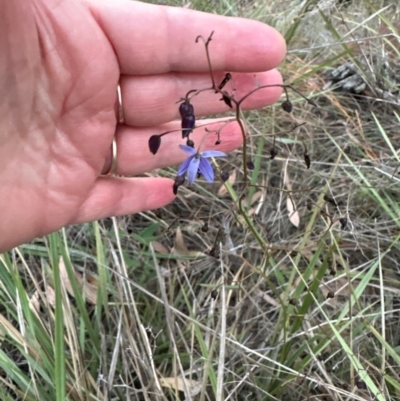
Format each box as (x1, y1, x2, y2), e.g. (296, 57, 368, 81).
(201, 150, 227, 158)
(187, 155, 201, 184)
(179, 144, 197, 156)
(177, 155, 194, 176)
(199, 157, 214, 182)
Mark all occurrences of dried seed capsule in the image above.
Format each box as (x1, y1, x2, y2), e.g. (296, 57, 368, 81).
(216, 73, 232, 91)
(220, 92, 233, 108)
(181, 114, 195, 138)
(247, 161, 255, 170)
(149, 135, 162, 155)
(220, 171, 229, 182)
(270, 148, 278, 160)
(281, 100, 293, 113)
(186, 139, 195, 147)
(173, 175, 185, 195)
(304, 153, 311, 169)
(179, 101, 194, 118)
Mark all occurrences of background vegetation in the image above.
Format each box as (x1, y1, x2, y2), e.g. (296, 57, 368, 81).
(1, 0, 400, 400)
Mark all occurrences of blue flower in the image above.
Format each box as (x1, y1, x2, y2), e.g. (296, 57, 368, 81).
(177, 145, 226, 184)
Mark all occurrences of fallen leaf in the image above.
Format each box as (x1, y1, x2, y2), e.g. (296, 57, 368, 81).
(45, 286, 56, 308)
(283, 162, 300, 228)
(160, 377, 202, 396)
(59, 257, 98, 304)
(172, 227, 189, 255)
(171, 227, 204, 258)
(29, 290, 41, 312)
(150, 241, 169, 254)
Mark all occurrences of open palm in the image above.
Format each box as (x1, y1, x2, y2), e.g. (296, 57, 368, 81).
(0, 0, 286, 251)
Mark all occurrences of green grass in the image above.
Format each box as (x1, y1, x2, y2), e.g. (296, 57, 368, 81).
(2, 0, 400, 400)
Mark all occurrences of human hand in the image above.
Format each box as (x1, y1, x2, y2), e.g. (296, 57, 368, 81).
(0, 0, 286, 251)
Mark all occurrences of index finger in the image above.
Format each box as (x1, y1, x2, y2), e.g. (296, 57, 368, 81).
(90, 0, 286, 75)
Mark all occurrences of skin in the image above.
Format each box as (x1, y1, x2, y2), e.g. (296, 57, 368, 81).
(0, 0, 286, 252)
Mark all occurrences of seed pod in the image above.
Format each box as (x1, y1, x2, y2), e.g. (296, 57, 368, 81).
(270, 148, 278, 160)
(216, 73, 232, 92)
(181, 114, 195, 138)
(304, 153, 311, 169)
(339, 217, 347, 229)
(173, 175, 185, 195)
(179, 101, 194, 118)
(326, 291, 335, 299)
(186, 139, 195, 148)
(201, 222, 209, 232)
(356, 381, 366, 390)
(220, 93, 233, 108)
(149, 135, 162, 155)
(247, 161, 255, 170)
(220, 171, 229, 182)
(281, 100, 293, 113)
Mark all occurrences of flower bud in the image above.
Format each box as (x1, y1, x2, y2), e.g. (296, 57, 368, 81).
(181, 114, 195, 138)
(179, 101, 194, 118)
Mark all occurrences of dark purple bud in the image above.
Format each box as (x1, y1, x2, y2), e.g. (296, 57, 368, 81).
(339, 217, 347, 230)
(304, 153, 311, 169)
(220, 171, 229, 182)
(149, 135, 162, 155)
(270, 148, 278, 160)
(186, 139, 195, 147)
(173, 175, 185, 195)
(327, 291, 335, 299)
(215, 139, 221, 145)
(220, 93, 233, 108)
(281, 100, 293, 113)
(181, 114, 195, 138)
(179, 101, 194, 118)
(201, 222, 209, 232)
(356, 381, 366, 390)
(246, 161, 255, 170)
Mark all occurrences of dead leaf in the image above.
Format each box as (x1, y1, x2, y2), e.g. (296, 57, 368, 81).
(172, 227, 189, 255)
(217, 169, 236, 197)
(283, 162, 300, 228)
(150, 241, 169, 254)
(241, 191, 263, 208)
(59, 257, 98, 304)
(160, 377, 202, 396)
(45, 286, 56, 308)
(260, 291, 279, 306)
(171, 227, 204, 258)
(29, 290, 41, 312)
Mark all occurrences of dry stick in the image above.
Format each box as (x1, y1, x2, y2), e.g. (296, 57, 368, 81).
(196, 31, 216, 88)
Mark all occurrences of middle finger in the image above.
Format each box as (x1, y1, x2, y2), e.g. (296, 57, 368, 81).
(120, 69, 283, 126)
